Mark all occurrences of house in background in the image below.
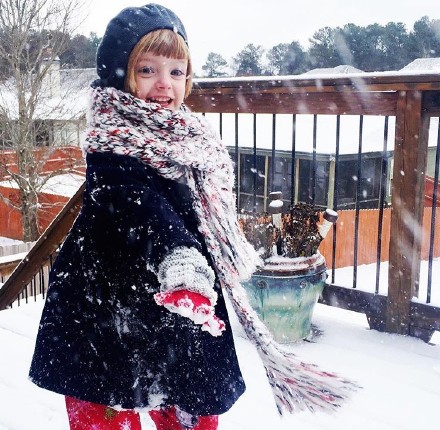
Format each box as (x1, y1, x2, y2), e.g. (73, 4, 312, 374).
(1, 59, 439, 239)
(0, 58, 95, 149)
(221, 113, 440, 213)
(0, 61, 94, 239)
(210, 60, 440, 212)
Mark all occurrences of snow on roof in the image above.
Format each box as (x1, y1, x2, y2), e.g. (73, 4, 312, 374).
(0, 85, 89, 121)
(400, 57, 440, 71)
(60, 68, 97, 90)
(302, 65, 364, 75)
(0, 68, 94, 121)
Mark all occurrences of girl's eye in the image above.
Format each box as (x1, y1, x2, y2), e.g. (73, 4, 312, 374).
(171, 69, 185, 78)
(138, 66, 155, 74)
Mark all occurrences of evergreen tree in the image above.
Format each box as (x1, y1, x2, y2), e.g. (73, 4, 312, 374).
(308, 27, 340, 69)
(358, 23, 387, 71)
(60, 32, 100, 68)
(267, 41, 308, 75)
(201, 52, 228, 77)
(233, 44, 264, 76)
(308, 21, 415, 72)
(337, 22, 409, 71)
(380, 22, 411, 70)
(408, 16, 440, 58)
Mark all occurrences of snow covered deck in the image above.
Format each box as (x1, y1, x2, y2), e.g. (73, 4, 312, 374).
(1, 298, 439, 430)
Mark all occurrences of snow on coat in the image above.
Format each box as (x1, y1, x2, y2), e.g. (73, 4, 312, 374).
(28, 152, 246, 416)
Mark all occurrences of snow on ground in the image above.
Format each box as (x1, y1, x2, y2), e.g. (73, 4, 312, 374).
(0, 296, 439, 430)
(38, 174, 85, 198)
(1, 236, 439, 428)
(331, 259, 440, 306)
(0, 238, 23, 246)
(0, 173, 84, 199)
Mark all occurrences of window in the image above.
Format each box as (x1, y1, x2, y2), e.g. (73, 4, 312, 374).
(336, 157, 382, 208)
(298, 159, 329, 208)
(239, 153, 265, 196)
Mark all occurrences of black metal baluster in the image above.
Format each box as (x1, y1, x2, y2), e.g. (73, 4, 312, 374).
(271, 114, 276, 192)
(253, 113, 257, 212)
(353, 115, 364, 289)
(331, 115, 341, 284)
(312, 115, 317, 204)
(375, 116, 389, 295)
(290, 114, 297, 206)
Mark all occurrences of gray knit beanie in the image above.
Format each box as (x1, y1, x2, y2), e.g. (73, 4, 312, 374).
(93, 3, 188, 89)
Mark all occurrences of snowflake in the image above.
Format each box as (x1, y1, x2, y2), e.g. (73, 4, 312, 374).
(119, 418, 134, 430)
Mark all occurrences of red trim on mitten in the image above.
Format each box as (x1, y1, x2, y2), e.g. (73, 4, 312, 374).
(201, 315, 226, 336)
(154, 290, 226, 336)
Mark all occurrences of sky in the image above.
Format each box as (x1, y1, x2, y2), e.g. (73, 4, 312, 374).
(78, 0, 440, 74)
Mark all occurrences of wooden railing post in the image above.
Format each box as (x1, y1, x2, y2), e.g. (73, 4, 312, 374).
(387, 90, 430, 335)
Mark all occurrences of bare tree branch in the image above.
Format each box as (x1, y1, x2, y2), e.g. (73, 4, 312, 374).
(0, 0, 89, 240)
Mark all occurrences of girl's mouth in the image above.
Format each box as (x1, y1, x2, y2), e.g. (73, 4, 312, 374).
(148, 97, 173, 107)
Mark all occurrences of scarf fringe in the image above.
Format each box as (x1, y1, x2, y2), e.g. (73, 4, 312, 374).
(86, 87, 360, 415)
(225, 281, 361, 415)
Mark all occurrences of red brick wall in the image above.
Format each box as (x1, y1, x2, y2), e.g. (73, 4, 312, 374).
(0, 147, 85, 181)
(0, 186, 23, 239)
(0, 147, 84, 240)
(0, 185, 71, 240)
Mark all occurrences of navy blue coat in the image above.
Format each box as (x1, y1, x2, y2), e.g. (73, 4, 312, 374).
(29, 152, 246, 416)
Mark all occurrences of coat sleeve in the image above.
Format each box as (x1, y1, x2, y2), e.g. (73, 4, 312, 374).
(81, 153, 205, 272)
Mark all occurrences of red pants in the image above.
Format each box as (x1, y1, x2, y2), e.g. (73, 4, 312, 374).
(65, 396, 219, 429)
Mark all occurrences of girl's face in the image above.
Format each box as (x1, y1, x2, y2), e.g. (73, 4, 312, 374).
(134, 52, 188, 111)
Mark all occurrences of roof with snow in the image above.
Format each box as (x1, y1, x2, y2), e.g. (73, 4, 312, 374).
(0, 68, 96, 121)
(400, 57, 440, 71)
(60, 68, 97, 90)
(302, 65, 364, 75)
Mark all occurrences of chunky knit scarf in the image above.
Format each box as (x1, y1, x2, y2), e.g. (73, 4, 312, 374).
(84, 86, 260, 288)
(84, 87, 359, 415)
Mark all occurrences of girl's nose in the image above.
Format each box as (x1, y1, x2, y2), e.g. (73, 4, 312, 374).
(156, 72, 171, 88)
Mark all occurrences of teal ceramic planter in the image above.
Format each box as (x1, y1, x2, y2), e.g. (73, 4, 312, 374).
(243, 253, 327, 343)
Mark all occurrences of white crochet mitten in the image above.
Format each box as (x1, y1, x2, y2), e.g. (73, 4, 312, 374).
(154, 247, 225, 336)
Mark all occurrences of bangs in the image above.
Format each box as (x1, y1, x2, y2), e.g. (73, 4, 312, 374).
(124, 29, 193, 98)
(138, 29, 189, 60)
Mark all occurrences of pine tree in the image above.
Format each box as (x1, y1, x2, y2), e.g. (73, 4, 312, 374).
(201, 52, 228, 77)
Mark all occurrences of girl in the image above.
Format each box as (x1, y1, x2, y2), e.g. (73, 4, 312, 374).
(29, 4, 259, 429)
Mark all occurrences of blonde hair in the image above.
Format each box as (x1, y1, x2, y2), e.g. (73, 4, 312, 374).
(124, 29, 193, 98)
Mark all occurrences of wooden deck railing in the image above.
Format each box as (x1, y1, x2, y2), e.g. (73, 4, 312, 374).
(0, 182, 85, 307)
(1, 71, 440, 341)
